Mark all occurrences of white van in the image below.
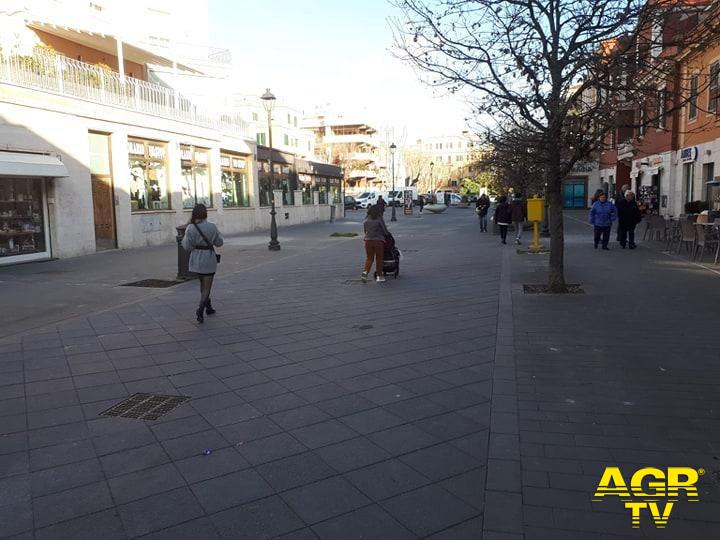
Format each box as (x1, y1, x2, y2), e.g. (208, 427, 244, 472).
(388, 187, 418, 206)
(434, 191, 463, 206)
(356, 191, 386, 209)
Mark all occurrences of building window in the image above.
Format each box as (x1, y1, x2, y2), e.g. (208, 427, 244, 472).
(294, 116, 298, 127)
(683, 162, 695, 204)
(256, 133, 266, 145)
(180, 146, 212, 209)
(252, 112, 258, 121)
(709, 62, 720, 113)
(283, 134, 289, 146)
(287, 113, 291, 124)
(456, 155, 463, 162)
(610, 129, 617, 150)
(128, 138, 169, 211)
(220, 153, 250, 207)
(689, 74, 698, 120)
(638, 107, 646, 137)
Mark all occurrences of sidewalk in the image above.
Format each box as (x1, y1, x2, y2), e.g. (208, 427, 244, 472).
(502, 211, 720, 539)
(0, 207, 497, 539)
(2, 207, 720, 539)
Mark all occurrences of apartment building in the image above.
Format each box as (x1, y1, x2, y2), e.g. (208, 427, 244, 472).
(598, 0, 717, 216)
(302, 114, 382, 196)
(0, 12, 341, 266)
(412, 132, 482, 193)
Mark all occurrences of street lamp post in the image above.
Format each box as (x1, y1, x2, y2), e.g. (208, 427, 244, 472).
(390, 143, 397, 222)
(261, 88, 280, 251)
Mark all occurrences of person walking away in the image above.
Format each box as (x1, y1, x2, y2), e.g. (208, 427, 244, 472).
(494, 195, 512, 244)
(509, 193, 525, 244)
(476, 194, 490, 232)
(376, 195, 387, 216)
(362, 205, 389, 283)
(182, 204, 224, 323)
(589, 192, 617, 250)
(617, 190, 642, 249)
(615, 184, 630, 242)
(418, 194, 425, 214)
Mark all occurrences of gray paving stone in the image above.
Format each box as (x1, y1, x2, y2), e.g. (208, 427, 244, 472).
(312, 504, 415, 540)
(344, 459, 430, 500)
(281, 476, 370, 524)
(138, 517, 222, 540)
(100, 443, 169, 478)
(108, 462, 186, 504)
(315, 436, 391, 473)
(91, 424, 157, 456)
(191, 468, 274, 513)
(211, 495, 305, 539)
(270, 405, 331, 430)
(381, 484, 479, 537)
(30, 458, 104, 497)
(256, 451, 337, 492)
(251, 392, 309, 415)
(440, 468, 485, 510)
(27, 405, 84, 430)
(28, 421, 90, 449)
(367, 424, 440, 455)
(315, 394, 377, 418)
(236, 433, 308, 466)
(201, 403, 262, 427)
(0, 475, 30, 506)
(414, 411, 487, 441)
(290, 419, 358, 450)
(33, 480, 114, 528)
(118, 487, 205, 537)
(218, 416, 283, 445)
(161, 429, 230, 460)
(0, 502, 34, 537)
(338, 407, 405, 435)
(29, 440, 95, 471)
(400, 442, 480, 481)
(175, 447, 250, 484)
(486, 459, 522, 493)
(0, 431, 27, 455)
(34, 509, 126, 540)
(425, 517, 482, 539)
(151, 415, 212, 441)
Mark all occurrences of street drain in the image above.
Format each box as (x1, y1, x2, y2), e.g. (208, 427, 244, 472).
(100, 393, 191, 421)
(121, 279, 184, 288)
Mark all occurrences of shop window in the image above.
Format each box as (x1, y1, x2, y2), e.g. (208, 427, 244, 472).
(315, 177, 328, 204)
(0, 179, 46, 259)
(221, 153, 250, 207)
(180, 146, 212, 209)
(128, 138, 169, 211)
(300, 174, 314, 204)
(683, 162, 695, 204)
(258, 161, 272, 206)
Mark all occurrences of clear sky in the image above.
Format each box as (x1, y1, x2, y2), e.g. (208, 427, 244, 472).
(207, 0, 472, 140)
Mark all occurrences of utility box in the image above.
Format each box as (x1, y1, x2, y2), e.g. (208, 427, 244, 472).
(527, 196, 545, 222)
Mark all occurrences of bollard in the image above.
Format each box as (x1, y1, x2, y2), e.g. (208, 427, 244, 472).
(176, 225, 196, 280)
(330, 205, 336, 223)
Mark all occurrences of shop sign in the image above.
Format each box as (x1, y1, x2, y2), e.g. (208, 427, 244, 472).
(679, 147, 698, 163)
(148, 145, 165, 160)
(649, 155, 664, 167)
(128, 141, 145, 156)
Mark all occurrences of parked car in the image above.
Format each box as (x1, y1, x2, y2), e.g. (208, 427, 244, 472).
(344, 195, 358, 210)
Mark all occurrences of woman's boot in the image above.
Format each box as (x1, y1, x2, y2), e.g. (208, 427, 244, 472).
(196, 304, 205, 323)
(205, 299, 216, 315)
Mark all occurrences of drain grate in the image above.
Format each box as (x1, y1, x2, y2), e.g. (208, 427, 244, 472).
(100, 393, 191, 421)
(121, 279, 184, 288)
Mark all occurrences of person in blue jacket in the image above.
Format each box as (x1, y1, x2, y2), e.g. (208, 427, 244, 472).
(589, 191, 617, 250)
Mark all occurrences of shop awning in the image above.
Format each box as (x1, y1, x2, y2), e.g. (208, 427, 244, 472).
(706, 180, 720, 186)
(0, 152, 69, 177)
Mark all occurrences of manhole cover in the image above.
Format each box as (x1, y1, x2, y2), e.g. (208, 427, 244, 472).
(121, 279, 184, 288)
(100, 393, 190, 421)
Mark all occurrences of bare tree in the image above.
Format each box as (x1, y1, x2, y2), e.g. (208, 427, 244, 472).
(403, 145, 435, 190)
(392, 0, 717, 292)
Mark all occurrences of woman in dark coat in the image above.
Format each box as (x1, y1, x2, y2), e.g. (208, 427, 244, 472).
(494, 195, 512, 244)
(182, 204, 224, 323)
(616, 190, 642, 249)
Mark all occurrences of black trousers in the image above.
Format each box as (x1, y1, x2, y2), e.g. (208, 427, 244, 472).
(594, 226, 611, 247)
(618, 224, 636, 246)
(499, 224, 508, 242)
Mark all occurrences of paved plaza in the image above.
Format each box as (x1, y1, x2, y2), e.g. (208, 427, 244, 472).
(2, 209, 720, 539)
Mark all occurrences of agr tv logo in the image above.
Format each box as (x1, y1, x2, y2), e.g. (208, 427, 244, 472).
(593, 467, 702, 528)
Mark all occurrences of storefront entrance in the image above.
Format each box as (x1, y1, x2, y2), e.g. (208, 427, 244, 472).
(563, 179, 586, 208)
(91, 174, 116, 251)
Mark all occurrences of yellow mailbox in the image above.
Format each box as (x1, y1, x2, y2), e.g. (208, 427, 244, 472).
(527, 196, 545, 222)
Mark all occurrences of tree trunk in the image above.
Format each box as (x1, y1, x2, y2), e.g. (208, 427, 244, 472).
(546, 163, 567, 293)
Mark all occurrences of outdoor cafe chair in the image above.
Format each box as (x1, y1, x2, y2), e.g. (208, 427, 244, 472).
(677, 220, 697, 255)
(694, 223, 720, 263)
(665, 218, 681, 252)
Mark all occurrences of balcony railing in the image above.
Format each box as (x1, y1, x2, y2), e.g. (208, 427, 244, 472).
(0, 52, 249, 138)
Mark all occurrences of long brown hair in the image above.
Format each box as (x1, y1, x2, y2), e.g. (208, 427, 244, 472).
(189, 204, 207, 225)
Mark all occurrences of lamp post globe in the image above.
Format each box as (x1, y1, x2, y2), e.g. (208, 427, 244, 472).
(261, 88, 280, 251)
(390, 143, 397, 222)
